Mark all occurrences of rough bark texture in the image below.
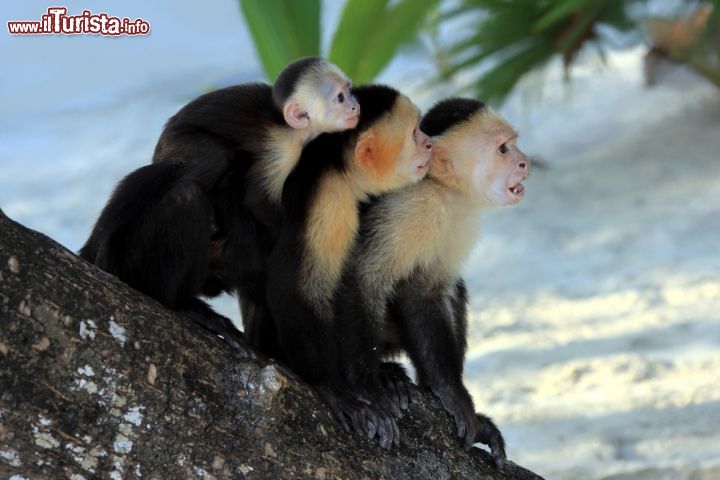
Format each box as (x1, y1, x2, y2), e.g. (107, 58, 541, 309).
(0, 209, 544, 480)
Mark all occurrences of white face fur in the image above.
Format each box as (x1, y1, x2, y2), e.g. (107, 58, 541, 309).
(283, 62, 360, 133)
(431, 110, 529, 206)
(473, 134, 528, 206)
(352, 96, 433, 192)
(395, 120, 433, 185)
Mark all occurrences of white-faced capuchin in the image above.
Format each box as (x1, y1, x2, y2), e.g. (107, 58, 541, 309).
(334, 98, 530, 464)
(80, 57, 358, 356)
(260, 85, 433, 448)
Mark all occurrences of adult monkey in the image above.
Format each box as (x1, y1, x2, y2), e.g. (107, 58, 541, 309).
(81, 58, 358, 355)
(262, 85, 433, 448)
(335, 98, 530, 465)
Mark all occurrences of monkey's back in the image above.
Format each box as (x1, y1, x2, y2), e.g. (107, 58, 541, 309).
(152, 83, 285, 164)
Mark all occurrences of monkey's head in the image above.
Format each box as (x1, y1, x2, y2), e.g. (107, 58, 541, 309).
(420, 98, 529, 206)
(349, 85, 433, 192)
(273, 57, 360, 133)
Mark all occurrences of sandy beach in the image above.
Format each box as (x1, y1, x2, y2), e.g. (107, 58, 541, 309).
(463, 51, 720, 479)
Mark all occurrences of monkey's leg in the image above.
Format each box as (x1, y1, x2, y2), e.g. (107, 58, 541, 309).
(333, 276, 412, 421)
(266, 241, 400, 448)
(392, 284, 506, 463)
(94, 173, 253, 356)
(450, 278, 470, 369)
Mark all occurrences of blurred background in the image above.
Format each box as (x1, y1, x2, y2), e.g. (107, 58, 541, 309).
(2, 1, 719, 478)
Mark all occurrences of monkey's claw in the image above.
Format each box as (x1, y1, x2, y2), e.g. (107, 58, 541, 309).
(317, 387, 400, 448)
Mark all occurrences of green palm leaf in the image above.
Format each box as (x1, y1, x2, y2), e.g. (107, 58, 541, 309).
(329, 0, 441, 83)
(239, 0, 321, 80)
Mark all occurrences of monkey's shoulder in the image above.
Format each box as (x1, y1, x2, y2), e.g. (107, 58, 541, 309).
(280, 132, 350, 218)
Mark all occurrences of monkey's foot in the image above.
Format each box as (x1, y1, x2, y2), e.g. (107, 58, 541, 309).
(317, 386, 400, 449)
(378, 362, 418, 415)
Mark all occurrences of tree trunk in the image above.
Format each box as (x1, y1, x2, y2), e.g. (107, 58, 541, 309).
(0, 209, 544, 480)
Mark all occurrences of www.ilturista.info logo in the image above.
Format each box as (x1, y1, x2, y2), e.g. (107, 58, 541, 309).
(7, 7, 150, 36)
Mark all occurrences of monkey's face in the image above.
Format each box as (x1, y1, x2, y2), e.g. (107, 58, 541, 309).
(288, 70, 360, 133)
(391, 117, 433, 186)
(354, 96, 432, 191)
(473, 134, 529, 206)
(430, 110, 529, 206)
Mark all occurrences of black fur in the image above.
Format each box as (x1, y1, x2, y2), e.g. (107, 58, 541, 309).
(82, 65, 316, 355)
(419, 97, 487, 137)
(272, 56, 324, 110)
(330, 100, 507, 463)
(260, 85, 404, 448)
(79, 161, 252, 354)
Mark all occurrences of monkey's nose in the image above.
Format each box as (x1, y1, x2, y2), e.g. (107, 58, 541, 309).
(519, 161, 527, 169)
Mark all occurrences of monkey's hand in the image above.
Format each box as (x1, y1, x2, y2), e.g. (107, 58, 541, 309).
(378, 362, 418, 415)
(316, 386, 401, 449)
(432, 382, 480, 448)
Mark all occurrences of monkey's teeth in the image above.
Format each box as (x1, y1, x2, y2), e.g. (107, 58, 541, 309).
(509, 184, 524, 195)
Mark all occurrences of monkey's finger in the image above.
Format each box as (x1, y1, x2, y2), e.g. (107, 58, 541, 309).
(408, 384, 420, 403)
(318, 388, 351, 433)
(377, 420, 392, 450)
(456, 419, 467, 441)
(395, 380, 411, 410)
(353, 408, 367, 435)
(353, 392, 372, 406)
(392, 418, 401, 447)
(333, 406, 351, 433)
(365, 408, 379, 440)
(381, 394, 402, 418)
(464, 431, 475, 450)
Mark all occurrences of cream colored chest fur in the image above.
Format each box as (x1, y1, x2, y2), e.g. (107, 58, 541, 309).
(359, 180, 483, 298)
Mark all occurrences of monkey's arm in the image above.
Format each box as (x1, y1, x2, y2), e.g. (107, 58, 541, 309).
(334, 269, 415, 419)
(391, 280, 506, 464)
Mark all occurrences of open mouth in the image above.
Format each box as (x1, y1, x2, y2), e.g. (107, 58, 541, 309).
(508, 183, 525, 196)
(346, 113, 360, 127)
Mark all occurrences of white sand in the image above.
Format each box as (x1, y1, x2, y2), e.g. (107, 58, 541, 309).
(461, 51, 720, 479)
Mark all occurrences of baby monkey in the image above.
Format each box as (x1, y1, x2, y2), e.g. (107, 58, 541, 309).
(81, 58, 359, 356)
(336, 98, 529, 464)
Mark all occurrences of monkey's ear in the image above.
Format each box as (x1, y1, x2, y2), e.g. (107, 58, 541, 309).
(430, 148, 454, 177)
(283, 101, 309, 129)
(354, 133, 377, 169)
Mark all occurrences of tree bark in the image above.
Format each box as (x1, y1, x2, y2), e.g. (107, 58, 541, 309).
(0, 209, 544, 480)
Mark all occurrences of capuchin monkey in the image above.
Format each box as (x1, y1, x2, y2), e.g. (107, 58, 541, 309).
(80, 57, 358, 356)
(335, 98, 529, 464)
(261, 85, 433, 449)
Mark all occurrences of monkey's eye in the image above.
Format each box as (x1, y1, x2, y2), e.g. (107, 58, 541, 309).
(337, 92, 345, 103)
(498, 143, 508, 155)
